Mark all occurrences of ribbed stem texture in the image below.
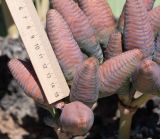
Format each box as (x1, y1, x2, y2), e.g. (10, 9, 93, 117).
(47, 9, 84, 81)
(149, 6, 160, 33)
(104, 32, 122, 59)
(70, 57, 99, 107)
(99, 49, 143, 97)
(51, 0, 103, 62)
(8, 59, 45, 104)
(132, 59, 160, 95)
(8, 59, 65, 109)
(78, 0, 116, 46)
(124, 0, 154, 57)
(118, 0, 155, 32)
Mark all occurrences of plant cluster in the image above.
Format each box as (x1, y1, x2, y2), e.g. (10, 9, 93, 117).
(8, 0, 160, 139)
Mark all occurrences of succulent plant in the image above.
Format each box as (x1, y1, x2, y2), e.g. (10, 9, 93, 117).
(104, 32, 122, 59)
(118, 0, 157, 32)
(99, 49, 143, 97)
(8, 0, 160, 138)
(78, 0, 116, 47)
(132, 59, 160, 94)
(60, 101, 94, 136)
(51, 0, 103, 63)
(8, 58, 65, 109)
(8, 59, 45, 104)
(70, 57, 99, 107)
(124, 0, 154, 57)
(149, 5, 160, 33)
(46, 9, 84, 82)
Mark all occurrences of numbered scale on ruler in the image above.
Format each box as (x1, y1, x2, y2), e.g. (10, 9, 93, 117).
(6, 0, 70, 104)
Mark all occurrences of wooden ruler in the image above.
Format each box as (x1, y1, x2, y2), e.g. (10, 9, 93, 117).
(6, 0, 70, 104)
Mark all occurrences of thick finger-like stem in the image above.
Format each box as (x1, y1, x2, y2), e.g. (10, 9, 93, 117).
(78, 0, 116, 46)
(8, 59, 65, 109)
(70, 57, 99, 107)
(153, 33, 160, 64)
(60, 101, 94, 136)
(51, 0, 103, 63)
(47, 9, 84, 81)
(124, 0, 154, 57)
(149, 6, 160, 33)
(118, 0, 155, 32)
(132, 59, 160, 95)
(104, 32, 122, 59)
(8, 59, 45, 103)
(99, 49, 143, 97)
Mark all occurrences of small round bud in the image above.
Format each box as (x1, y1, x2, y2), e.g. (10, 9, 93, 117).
(60, 101, 94, 136)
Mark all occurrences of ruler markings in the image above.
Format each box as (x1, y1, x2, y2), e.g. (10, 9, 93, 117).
(6, 0, 70, 104)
